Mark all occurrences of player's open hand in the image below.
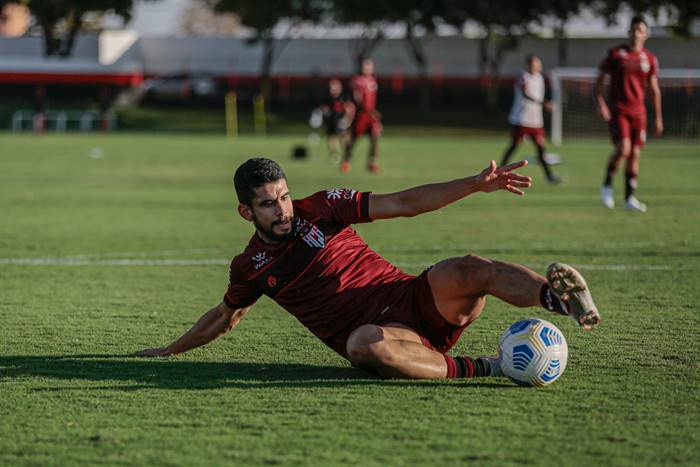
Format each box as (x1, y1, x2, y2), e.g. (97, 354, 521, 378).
(654, 117, 664, 136)
(477, 160, 532, 196)
(133, 347, 172, 357)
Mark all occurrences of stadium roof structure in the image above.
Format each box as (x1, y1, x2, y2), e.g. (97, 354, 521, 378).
(0, 31, 142, 86)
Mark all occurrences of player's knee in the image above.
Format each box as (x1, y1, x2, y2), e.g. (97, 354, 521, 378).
(346, 325, 396, 370)
(453, 255, 494, 288)
(618, 141, 632, 158)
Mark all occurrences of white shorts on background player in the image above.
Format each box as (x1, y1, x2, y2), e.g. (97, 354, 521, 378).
(508, 71, 545, 129)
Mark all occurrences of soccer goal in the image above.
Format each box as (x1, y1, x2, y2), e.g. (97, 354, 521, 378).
(550, 68, 700, 145)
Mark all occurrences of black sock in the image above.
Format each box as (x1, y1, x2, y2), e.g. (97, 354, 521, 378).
(537, 145, 553, 178)
(625, 172, 637, 200)
(540, 284, 568, 316)
(603, 161, 616, 186)
(445, 355, 490, 378)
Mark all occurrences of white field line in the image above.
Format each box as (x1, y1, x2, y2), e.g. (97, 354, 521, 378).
(0, 256, 679, 270)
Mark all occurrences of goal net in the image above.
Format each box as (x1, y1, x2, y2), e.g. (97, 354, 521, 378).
(550, 67, 700, 145)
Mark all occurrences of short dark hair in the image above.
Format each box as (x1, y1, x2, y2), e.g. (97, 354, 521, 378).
(233, 157, 286, 205)
(525, 54, 538, 65)
(630, 15, 648, 29)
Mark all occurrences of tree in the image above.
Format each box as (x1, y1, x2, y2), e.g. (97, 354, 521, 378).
(436, 0, 538, 110)
(596, 0, 700, 38)
(0, 0, 137, 57)
(327, 1, 393, 72)
(535, 0, 592, 66)
(211, 0, 323, 99)
(330, 0, 437, 107)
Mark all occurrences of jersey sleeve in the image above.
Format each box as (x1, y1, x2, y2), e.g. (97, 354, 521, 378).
(223, 260, 262, 309)
(599, 49, 614, 73)
(297, 189, 372, 226)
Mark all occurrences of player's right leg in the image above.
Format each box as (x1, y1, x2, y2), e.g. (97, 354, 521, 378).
(501, 126, 521, 166)
(426, 255, 601, 330)
(602, 114, 631, 208)
(341, 135, 356, 173)
(532, 134, 560, 184)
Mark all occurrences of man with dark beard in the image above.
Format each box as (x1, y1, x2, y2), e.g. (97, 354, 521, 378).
(136, 157, 601, 380)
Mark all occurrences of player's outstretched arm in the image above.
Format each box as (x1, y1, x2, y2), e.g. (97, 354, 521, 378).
(369, 160, 531, 220)
(134, 302, 251, 357)
(649, 75, 663, 135)
(595, 71, 611, 122)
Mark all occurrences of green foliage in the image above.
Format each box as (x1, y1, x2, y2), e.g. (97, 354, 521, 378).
(4, 0, 139, 56)
(1, 133, 699, 466)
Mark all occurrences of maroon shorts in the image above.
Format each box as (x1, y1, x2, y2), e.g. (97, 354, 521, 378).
(372, 272, 467, 354)
(353, 111, 382, 138)
(610, 111, 647, 148)
(511, 125, 545, 143)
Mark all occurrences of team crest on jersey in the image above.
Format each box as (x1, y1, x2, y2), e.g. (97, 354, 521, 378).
(267, 275, 277, 287)
(640, 53, 650, 72)
(326, 188, 356, 200)
(252, 251, 273, 270)
(293, 218, 325, 248)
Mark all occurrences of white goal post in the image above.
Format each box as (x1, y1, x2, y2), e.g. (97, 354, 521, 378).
(550, 67, 700, 146)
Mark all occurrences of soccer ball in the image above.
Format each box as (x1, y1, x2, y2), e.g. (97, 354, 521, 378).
(498, 318, 568, 387)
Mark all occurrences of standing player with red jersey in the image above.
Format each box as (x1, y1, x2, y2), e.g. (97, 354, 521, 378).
(136, 158, 601, 380)
(596, 16, 663, 212)
(341, 58, 382, 174)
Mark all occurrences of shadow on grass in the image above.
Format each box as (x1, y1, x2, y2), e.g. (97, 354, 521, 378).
(0, 355, 516, 390)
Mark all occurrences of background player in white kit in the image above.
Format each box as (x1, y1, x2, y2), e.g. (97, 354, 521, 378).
(501, 55, 560, 184)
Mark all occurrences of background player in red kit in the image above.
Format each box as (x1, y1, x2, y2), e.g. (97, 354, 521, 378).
(136, 158, 601, 380)
(341, 58, 382, 174)
(596, 16, 663, 212)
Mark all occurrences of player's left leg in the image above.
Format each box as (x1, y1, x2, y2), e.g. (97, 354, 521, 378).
(366, 117, 382, 173)
(427, 255, 601, 331)
(532, 133, 560, 184)
(346, 322, 499, 380)
(623, 145, 646, 212)
(623, 114, 647, 212)
(327, 134, 339, 161)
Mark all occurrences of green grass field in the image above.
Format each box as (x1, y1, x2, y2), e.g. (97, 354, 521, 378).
(1, 133, 699, 466)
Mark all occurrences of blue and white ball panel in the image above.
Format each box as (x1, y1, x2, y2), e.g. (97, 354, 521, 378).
(498, 318, 568, 387)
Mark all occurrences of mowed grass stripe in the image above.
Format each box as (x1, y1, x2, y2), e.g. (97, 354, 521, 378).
(1, 134, 699, 466)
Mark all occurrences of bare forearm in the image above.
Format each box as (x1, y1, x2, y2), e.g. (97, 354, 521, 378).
(651, 84, 662, 120)
(383, 176, 481, 218)
(595, 74, 607, 108)
(166, 304, 248, 355)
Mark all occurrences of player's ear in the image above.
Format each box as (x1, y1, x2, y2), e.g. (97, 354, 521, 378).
(238, 203, 254, 222)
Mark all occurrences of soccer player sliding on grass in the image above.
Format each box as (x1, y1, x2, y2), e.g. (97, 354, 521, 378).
(136, 158, 601, 379)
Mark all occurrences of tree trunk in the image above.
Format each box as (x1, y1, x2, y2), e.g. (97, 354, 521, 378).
(555, 22, 568, 67)
(350, 30, 383, 72)
(59, 10, 83, 57)
(403, 25, 430, 110)
(487, 33, 519, 111)
(39, 18, 58, 56)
